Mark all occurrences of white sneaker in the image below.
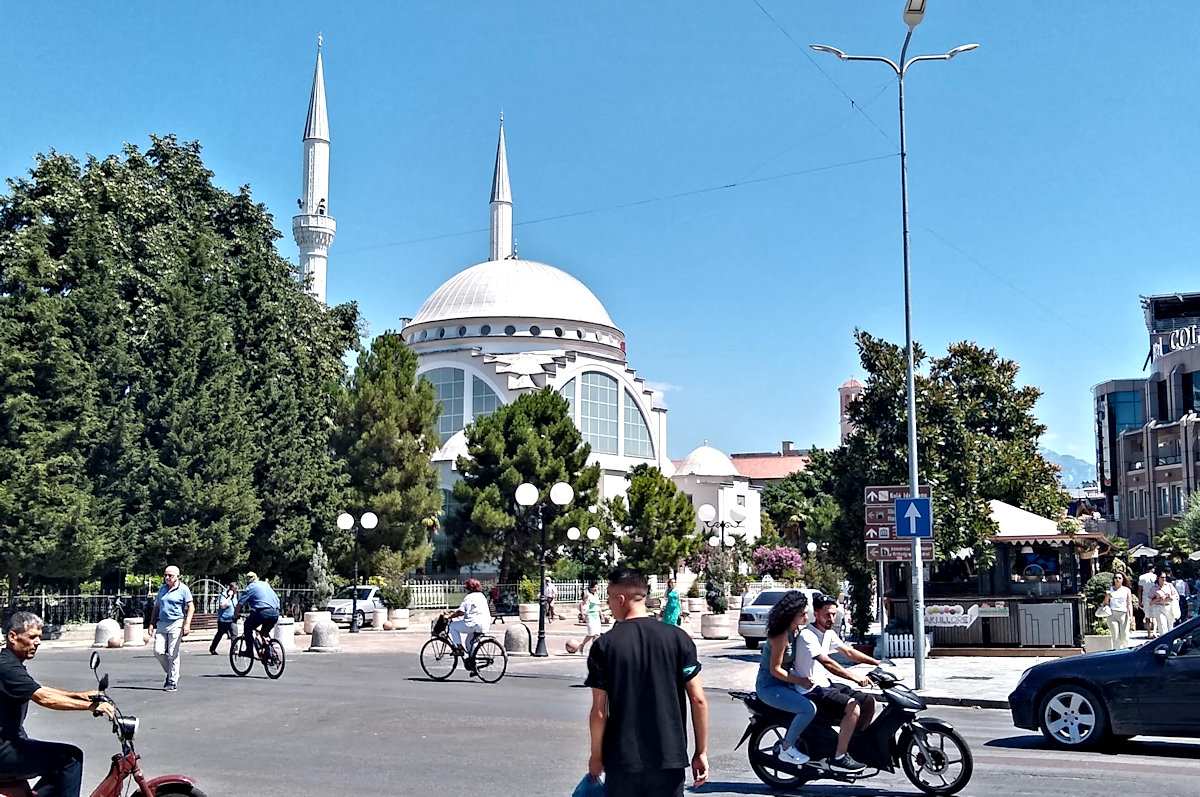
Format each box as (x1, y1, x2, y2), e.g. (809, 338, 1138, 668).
(779, 746, 810, 766)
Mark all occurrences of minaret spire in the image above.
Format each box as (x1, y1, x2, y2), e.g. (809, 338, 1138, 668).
(489, 115, 513, 261)
(292, 37, 336, 303)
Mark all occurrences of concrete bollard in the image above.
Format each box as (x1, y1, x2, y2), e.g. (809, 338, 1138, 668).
(122, 618, 145, 646)
(271, 616, 296, 651)
(504, 624, 531, 655)
(93, 619, 122, 648)
(303, 610, 331, 634)
(371, 607, 385, 630)
(307, 620, 341, 653)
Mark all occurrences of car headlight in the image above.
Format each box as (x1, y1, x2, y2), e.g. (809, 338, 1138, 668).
(1014, 667, 1032, 690)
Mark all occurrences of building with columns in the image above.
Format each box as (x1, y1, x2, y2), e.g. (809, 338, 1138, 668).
(292, 40, 335, 304)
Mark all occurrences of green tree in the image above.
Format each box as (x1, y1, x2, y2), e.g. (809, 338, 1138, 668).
(609, 464, 699, 579)
(827, 331, 1066, 634)
(332, 333, 442, 575)
(447, 388, 601, 582)
(761, 456, 841, 551)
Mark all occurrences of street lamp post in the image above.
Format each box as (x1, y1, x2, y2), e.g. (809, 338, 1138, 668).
(811, 3, 977, 690)
(337, 511, 378, 633)
(516, 481, 574, 657)
(698, 504, 746, 603)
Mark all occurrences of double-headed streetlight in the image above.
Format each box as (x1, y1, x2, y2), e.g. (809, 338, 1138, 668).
(337, 511, 378, 633)
(515, 481, 574, 657)
(811, 1, 977, 689)
(698, 504, 746, 550)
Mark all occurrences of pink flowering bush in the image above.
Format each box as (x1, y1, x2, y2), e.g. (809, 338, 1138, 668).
(753, 545, 805, 578)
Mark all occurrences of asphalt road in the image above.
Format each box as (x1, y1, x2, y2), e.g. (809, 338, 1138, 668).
(17, 642, 1200, 796)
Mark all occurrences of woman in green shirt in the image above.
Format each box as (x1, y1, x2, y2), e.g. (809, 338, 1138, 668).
(579, 582, 604, 654)
(661, 577, 681, 626)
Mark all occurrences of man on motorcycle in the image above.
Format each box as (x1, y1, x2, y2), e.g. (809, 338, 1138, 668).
(0, 612, 116, 797)
(793, 594, 880, 774)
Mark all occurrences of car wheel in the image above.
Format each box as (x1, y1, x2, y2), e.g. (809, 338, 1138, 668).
(354, 609, 366, 628)
(1038, 684, 1110, 749)
(744, 638, 760, 650)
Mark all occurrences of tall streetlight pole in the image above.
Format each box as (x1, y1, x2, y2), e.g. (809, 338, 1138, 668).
(516, 480, 574, 657)
(812, 4, 977, 690)
(337, 511, 378, 633)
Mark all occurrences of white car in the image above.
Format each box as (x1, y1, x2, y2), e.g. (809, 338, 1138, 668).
(325, 585, 384, 627)
(737, 588, 845, 649)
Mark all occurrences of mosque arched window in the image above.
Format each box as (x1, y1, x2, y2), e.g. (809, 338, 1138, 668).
(580, 372, 618, 454)
(560, 378, 576, 420)
(472, 376, 501, 420)
(426, 367, 464, 443)
(623, 390, 654, 459)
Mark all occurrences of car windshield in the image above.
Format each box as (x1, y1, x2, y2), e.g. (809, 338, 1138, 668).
(334, 587, 372, 601)
(752, 591, 791, 607)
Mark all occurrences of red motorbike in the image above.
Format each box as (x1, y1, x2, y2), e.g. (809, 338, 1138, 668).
(0, 652, 205, 797)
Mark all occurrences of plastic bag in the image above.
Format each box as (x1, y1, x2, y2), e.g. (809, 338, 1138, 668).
(571, 774, 605, 797)
(1095, 605, 1112, 619)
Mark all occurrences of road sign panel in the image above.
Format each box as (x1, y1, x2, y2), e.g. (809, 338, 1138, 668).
(865, 505, 895, 524)
(866, 540, 934, 562)
(863, 525, 893, 540)
(864, 485, 931, 506)
(894, 497, 933, 539)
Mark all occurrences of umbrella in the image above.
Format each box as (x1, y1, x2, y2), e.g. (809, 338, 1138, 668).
(1128, 544, 1160, 558)
(1189, 550, 1200, 562)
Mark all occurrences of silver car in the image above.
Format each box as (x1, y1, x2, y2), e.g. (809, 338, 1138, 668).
(737, 588, 845, 649)
(325, 585, 384, 627)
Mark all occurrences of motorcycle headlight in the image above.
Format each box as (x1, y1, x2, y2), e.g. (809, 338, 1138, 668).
(115, 716, 139, 741)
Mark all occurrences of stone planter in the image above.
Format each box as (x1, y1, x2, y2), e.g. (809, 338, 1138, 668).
(303, 610, 331, 634)
(1083, 634, 1112, 653)
(371, 607, 386, 630)
(687, 598, 707, 614)
(700, 613, 730, 640)
(518, 603, 540, 622)
(122, 618, 145, 646)
(728, 596, 742, 611)
(388, 608, 410, 631)
(272, 617, 297, 651)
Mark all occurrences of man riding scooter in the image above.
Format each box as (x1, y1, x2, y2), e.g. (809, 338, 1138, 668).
(793, 593, 881, 773)
(0, 612, 116, 797)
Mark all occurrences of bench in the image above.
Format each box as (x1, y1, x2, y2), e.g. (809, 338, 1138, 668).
(189, 613, 219, 631)
(490, 599, 519, 624)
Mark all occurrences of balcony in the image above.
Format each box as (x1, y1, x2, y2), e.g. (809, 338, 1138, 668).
(1127, 460, 1146, 471)
(1155, 454, 1183, 466)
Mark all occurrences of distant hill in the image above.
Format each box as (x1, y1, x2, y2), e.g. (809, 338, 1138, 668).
(1040, 447, 1096, 488)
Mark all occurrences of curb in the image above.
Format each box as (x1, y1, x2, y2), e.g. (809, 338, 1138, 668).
(921, 695, 1010, 710)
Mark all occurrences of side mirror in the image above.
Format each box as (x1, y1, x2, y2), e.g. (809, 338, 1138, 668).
(1154, 644, 1170, 664)
(98, 674, 109, 692)
(89, 652, 100, 671)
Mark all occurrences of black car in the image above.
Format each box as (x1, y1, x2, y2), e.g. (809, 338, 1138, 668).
(1009, 615, 1200, 749)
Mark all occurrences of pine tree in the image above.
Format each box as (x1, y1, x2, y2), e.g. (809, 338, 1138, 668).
(609, 464, 698, 579)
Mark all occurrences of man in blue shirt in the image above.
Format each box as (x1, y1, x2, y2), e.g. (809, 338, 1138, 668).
(236, 572, 281, 656)
(148, 565, 193, 692)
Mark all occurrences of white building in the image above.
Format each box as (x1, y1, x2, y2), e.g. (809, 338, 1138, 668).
(672, 444, 762, 544)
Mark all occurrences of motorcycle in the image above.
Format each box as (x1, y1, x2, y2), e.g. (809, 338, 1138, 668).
(731, 666, 973, 796)
(0, 652, 206, 797)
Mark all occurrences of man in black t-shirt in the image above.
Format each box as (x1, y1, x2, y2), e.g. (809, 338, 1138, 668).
(584, 568, 709, 797)
(1, 612, 115, 797)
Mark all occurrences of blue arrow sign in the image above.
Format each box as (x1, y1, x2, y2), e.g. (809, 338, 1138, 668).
(894, 497, 933, 538)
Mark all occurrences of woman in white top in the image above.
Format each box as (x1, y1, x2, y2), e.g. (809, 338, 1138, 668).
(1102, 572, 1132, 649)
(445, 578, 491, 654)
(1147, 572, 1179, 639)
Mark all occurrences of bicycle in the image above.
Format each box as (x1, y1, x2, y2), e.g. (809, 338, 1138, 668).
(229, 625, 286, 679)
(420, 615, 507, 683)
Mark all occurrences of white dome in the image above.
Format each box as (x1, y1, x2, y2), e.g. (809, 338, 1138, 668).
(432, 429, 469, 464)
(675, 445, 739, 477)
(411, 259, 616, 328)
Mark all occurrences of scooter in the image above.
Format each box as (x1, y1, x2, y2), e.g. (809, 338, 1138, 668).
(731, 666, 973, 796)
(0, 652, 206, 797)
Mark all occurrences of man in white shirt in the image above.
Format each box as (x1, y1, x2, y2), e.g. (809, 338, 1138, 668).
(793, 594, 880, 774)
(1138, 563, 1158, 633)
(1174, 572, 1191, 622)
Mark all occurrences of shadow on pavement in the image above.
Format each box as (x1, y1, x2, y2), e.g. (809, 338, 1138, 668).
(987, 735, 1200, 759)
(695, 781, 914, 796)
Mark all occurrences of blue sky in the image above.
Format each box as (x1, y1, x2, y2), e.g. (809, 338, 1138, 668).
(4, 3, 1198, 463)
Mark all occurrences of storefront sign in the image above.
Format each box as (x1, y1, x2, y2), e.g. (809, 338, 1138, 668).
(923, 602, 1009, 628)
(1151, 326, 1200, 361)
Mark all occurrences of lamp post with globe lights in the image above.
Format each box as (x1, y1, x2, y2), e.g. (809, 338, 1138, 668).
(698, 503, 746, 610)
(337, 511, 378, 633)
(810, 0, 977, 691)
(515, 481, 574, 657)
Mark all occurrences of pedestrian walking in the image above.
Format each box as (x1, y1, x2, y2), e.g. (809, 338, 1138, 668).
(1101, 572, 1132, 649)
(209, 584, 238, 655)
(661, 577, 681, 626)
(579, 582, 604, 654)
(1147, 571, 1179, 639)
(1138, 562, 1157, 634)
(542, 577, 558, 623)
(584, 567, 708, 796)
(149, 565, 193, 692)
(1174, 572, 1191, 623)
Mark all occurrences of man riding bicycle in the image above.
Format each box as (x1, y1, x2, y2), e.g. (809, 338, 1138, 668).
(235, 572, 280, 655)
(0, 612, 115, 797)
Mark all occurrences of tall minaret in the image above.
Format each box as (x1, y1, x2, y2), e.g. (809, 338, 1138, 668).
(489, 117, 513, 261)
(292, 36, 336, 303)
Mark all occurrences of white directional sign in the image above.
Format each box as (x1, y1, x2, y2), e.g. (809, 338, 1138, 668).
(864, 485, 931, 505)
(864, 485, 933, 559)
(866, 540, 935, 562)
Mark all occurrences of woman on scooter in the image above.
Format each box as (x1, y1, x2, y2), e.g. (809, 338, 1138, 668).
(755, 591, 818, 767)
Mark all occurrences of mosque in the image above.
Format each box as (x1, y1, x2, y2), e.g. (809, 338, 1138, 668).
(290, 45, 761, 568)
